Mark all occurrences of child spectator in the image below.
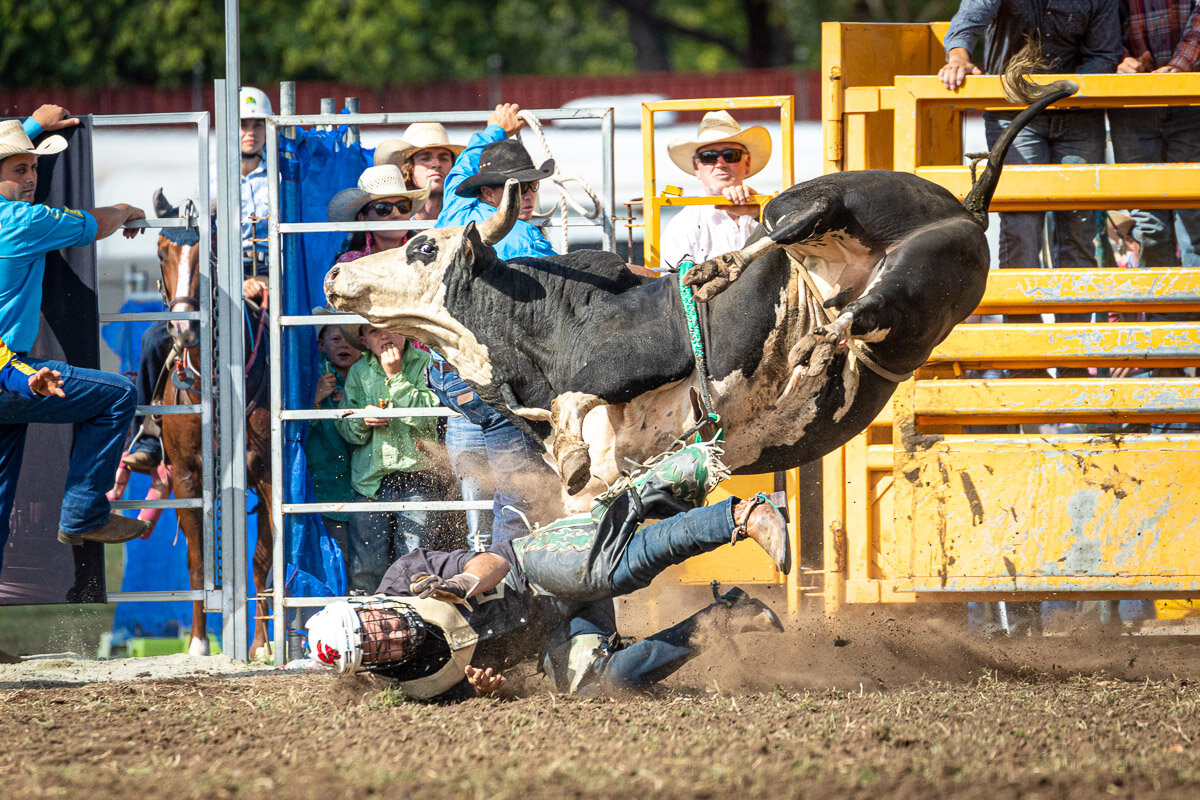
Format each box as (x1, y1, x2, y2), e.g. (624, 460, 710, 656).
(335, 322, 441, 592)
(303, 308, 362, 567)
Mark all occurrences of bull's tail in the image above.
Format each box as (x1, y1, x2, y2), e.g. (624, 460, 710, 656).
(961, 41, 1079, 228)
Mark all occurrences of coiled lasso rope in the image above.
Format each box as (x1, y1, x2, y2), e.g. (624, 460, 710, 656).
(516, 109, 604, 253)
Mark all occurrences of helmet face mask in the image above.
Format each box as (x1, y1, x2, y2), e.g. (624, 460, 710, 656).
(307, 598, 426, 674)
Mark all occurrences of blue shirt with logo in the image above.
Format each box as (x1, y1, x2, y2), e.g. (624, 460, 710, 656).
(0, 201, 97, 353)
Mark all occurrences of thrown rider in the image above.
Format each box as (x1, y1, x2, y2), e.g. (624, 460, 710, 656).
(306, 437, 791, 700)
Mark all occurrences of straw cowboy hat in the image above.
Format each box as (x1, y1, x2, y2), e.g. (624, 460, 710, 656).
(326, 165, 431, 223)
(667, 111, 771, 178)
(311, 305, 366, 351)
(373, 123, 466, 168)
(0, 119, 68, 162)
(455, 139, 554, 197)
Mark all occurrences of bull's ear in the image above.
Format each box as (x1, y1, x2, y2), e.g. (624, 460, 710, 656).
(461, 222, 489, 276)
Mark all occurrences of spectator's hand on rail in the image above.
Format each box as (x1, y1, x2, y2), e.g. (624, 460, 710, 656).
(28, 367, 66, 399)
(465, 665, 506, 697)
(488, 103, 526, 137)
(1152, 65, 1180, 73)
(31, 104, 80, 133)
(362, 404, 390, 427)
(314, 372, 338, 406)
(717, 184, 760, 217)
(243, 277, 268, 306)
(118, 205, 147, 239)
(939, 48, 981, 90)
(1117, 52, 1152, 73)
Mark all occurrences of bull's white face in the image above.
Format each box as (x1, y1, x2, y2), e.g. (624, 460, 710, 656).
(324, 226, 495, 385)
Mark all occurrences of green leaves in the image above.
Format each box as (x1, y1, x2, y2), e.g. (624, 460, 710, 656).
(0, 0, 951, 88)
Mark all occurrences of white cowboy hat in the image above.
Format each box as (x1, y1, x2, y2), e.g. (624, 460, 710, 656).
(0, 119, 68, 161)
(666, 111, 771, 178)
(373, 123, 466, 167)
(326, 165, 431, 223)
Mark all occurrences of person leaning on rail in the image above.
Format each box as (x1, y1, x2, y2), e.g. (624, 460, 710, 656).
(1108, 0, 1200, 325)
(659, 110, 772, 272)
(306, 438, 789, 701)
(0, 108, 149, 573)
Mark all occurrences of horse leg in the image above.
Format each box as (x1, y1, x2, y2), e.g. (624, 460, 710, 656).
(162, 415, 209, 656)
(178, 504, 210, 656)
(249, 482, 273, 657)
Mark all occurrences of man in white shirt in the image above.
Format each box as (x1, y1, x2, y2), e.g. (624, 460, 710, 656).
(659, 111, 771, 271)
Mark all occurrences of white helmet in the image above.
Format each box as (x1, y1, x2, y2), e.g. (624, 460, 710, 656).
(306, 597, 427, 674)
(239, 87, 274, 119)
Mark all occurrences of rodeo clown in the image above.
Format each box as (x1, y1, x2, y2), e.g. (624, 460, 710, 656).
(307, 438, 791, 700)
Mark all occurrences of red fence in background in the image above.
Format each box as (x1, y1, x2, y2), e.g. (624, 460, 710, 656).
(0, 68, 820, 123)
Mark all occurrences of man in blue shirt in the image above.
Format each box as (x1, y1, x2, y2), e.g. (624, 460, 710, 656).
(430, 103, 560, 550)
(0, 110, 150, 573)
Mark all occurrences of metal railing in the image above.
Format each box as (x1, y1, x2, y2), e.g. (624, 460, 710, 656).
(92, 111, 217, 607)
(263, 105, 618, 663)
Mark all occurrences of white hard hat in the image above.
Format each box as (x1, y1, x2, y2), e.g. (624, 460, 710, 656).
(239, 87, 274, 119)
(306, 600, 364, 673)
(306, 597, 428, 674)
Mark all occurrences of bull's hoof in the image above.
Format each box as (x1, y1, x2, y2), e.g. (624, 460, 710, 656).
(559, 447, 593, 496)
(188, 636, 210, 656)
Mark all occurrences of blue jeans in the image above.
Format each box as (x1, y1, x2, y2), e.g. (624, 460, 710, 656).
(427, 360, 554, 550)
(545, 596, 731, 692)
(984, 110, 1105, 322)
(517, 499, 735, 602)
(348, 470, 438, 594)
(1109, 106, 1200, 322)
(0, 359, 136, 567)
(532, 500, 743, 691)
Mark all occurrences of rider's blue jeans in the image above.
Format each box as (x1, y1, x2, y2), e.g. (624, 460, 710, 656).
(0, 359, 136, 569)
(427, 359, 553, 549)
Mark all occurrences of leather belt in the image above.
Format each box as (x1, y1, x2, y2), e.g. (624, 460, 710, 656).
(429, 359, 456, 373)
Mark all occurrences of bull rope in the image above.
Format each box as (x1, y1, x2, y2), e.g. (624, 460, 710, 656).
(516, 109, 603, 253)
(676, 261, 721, 433)
(790, 259, 913, 385)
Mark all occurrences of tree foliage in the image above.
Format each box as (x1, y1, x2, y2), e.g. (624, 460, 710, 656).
(0, 0, 955, 89)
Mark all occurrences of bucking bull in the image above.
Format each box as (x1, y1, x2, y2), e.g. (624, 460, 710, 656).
(326, 61, 1077, 511)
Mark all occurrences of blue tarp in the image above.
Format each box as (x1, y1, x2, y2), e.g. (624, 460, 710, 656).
(109, 121, 370, 643)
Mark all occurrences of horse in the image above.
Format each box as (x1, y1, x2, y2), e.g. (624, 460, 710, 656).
(151, 193, 274, 656)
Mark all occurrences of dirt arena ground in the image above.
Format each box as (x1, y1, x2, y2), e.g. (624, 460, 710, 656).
(5, 608, 1200, 800)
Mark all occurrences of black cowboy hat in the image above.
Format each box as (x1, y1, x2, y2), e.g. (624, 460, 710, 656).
(455, 139, 554, 197)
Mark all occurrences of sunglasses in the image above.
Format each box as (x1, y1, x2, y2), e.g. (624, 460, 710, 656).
(519, 181, 540, 195)
(695, 148, 746, 165)
(365, 199, 413, 217)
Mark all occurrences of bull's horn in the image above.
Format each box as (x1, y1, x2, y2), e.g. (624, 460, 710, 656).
(511, 406, 552, 423)
(478, 179, 521, 245)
